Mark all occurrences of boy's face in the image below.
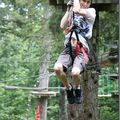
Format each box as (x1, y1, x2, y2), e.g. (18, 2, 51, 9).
(80, 0, 91, 8)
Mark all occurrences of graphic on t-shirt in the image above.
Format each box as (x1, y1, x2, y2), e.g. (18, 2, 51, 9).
(73, 15, 90, 38)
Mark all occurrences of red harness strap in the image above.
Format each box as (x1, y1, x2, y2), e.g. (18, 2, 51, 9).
(75, 41, 79, 56)
(75, 41, 89, 64)
(36, 103, 40, 120)
(81, 47, 89, 64)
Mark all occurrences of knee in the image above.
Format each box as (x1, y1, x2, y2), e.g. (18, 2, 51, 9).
(71, 72, 79, 80)
(71, 67, 80, 79)
(54, 63, 63, 74)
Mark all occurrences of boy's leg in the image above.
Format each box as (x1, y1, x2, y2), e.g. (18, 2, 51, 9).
(54, 51, 75, 104)
(71, 67, 81, 87)
(71, 54, 85, 104)
(54, 62, 70, 88)
(71, 54, 85, 87)
(54, 49, 72, 89)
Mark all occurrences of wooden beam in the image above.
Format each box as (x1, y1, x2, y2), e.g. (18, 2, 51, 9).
(98, 51, 118, 68)
(49, 0, 118, 11)
(63, 0, 119, 4)
(49, 0, 119, 6)
(92, 0, 118, 4)
(31, 91, 58, 97)
(109, 74, 118, 80)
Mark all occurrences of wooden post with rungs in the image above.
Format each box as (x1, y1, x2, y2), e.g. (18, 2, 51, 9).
(36, 1, 53, 119)
(31, 90, 58, 120)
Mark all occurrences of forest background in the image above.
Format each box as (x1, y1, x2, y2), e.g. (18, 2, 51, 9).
(0, 0, 118, 120)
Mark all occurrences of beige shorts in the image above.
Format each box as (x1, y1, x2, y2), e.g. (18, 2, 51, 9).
(55, 47, 86, 73)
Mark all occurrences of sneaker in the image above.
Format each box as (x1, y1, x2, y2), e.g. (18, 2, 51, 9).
(66, 85, 75, 104)
(75, 88, 82, 104)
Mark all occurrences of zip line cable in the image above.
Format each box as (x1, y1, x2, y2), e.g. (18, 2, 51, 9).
(0, 85, 65, 91)
(0, 70, 56, 83)
(1, 72, 117, 89)
(0, 50, 117, 83)
(0, 60, 55, 64)
(0, 73, 55, 83)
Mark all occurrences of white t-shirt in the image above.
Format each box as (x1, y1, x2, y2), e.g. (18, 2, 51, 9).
(72, 8, 96, 39)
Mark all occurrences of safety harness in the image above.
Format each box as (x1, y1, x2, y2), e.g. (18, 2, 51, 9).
(64, 6, 100, 72)
(67, 12, 89, 65)
(68, 30, 89, 64)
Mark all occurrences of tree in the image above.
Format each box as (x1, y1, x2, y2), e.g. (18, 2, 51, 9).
(0, 0, 49, 119)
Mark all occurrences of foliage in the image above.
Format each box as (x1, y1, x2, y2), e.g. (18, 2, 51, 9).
(98, 67, 118, 120)
(49, 8, 64, 35)
(0, 0, 47, 119)
(98, 11, 118, 120)
(99, 11, 118, 53)
(98, 97, 119, 120)
(49, 8, 65, 64)
(47, 97, 59, 120)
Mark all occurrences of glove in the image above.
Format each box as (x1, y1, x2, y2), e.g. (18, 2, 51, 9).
(67, 0, 73, 6)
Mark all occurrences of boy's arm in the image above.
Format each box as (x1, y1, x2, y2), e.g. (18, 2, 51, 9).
(73, 0, 80, 11)
(60, 11, 69, 30)
(73, 0, 96, 21)
(78, 8, 96, 18)
(73, 0, 89, 17)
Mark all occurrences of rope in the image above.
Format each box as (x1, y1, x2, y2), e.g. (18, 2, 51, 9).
(0, 85, 65, 91)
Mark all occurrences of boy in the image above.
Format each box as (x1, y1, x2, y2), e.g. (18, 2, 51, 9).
(54, 0, 96, 104)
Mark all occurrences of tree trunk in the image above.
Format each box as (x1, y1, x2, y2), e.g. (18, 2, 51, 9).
(67, 71, 99, 120)
(59, 89, 68, 120)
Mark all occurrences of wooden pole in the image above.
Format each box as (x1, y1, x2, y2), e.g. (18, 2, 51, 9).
(37, 1, 53, 120)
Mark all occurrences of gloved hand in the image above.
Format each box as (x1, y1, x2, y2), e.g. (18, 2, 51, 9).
(67, 0, 73, 11)
(67, 0, 73, 6)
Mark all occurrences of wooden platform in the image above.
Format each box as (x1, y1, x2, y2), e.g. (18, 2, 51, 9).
(98, 94, 112, 97)
(109, 74, 118, 81)
(49, 0, 118, 5)
(31, 91, 58, 97)
(49, 0, 118, 11)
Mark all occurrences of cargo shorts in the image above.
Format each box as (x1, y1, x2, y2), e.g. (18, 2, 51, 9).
(55, 47, 86, 73)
